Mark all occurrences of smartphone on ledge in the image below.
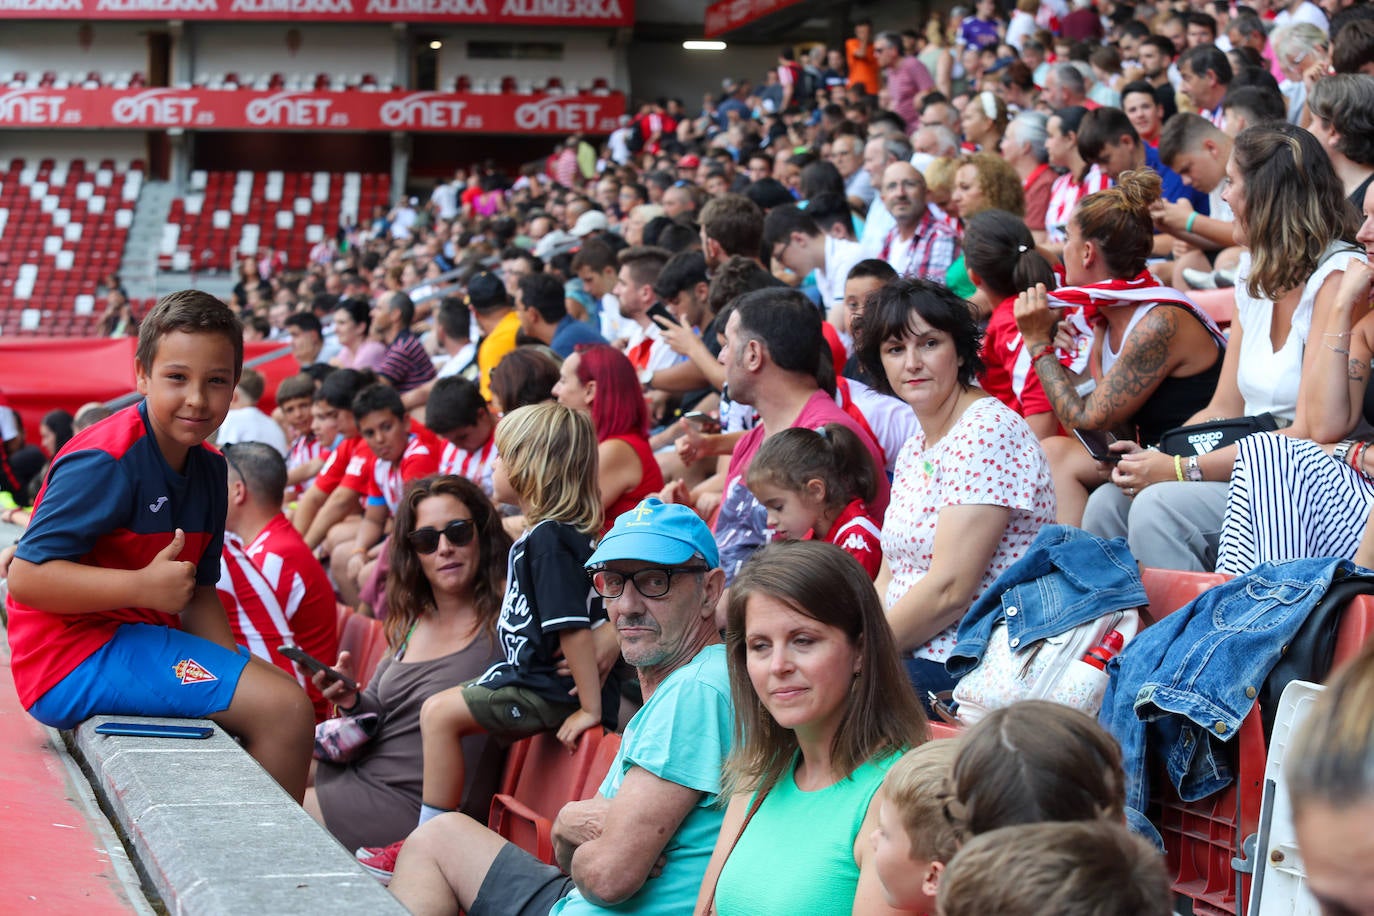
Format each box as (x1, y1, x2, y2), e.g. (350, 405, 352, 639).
(278, 644, 359, 692)
(94, 722, 214, 739)
(1073, 429, 1121, 463)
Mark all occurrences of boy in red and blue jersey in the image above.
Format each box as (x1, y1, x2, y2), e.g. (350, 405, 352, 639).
(5, 290, 315, 802)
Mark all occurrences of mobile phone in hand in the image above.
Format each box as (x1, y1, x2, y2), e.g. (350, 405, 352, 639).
(1073, 429, 1121, 463)
(278, 645, 359, 692)
(682, 411, 721, 434)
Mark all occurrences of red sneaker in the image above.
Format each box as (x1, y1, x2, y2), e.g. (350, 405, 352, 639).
(357, 839, 404, 884)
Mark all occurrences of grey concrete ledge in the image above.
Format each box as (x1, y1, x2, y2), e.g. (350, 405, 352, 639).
(72, 715, 410, 916)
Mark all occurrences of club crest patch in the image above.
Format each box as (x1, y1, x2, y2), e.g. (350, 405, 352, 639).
(174, 658, 218, 685)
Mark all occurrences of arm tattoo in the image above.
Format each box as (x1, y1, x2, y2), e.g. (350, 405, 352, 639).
(1348, 357, 1367, 383)
(1036, 307, 1176, 428)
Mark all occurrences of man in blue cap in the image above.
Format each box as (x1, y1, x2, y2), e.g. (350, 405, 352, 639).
(390, 498, 733, 916)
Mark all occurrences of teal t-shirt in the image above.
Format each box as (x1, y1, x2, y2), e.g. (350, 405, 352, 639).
(551, 644, 733, 915)
(713, 749, 900, 915)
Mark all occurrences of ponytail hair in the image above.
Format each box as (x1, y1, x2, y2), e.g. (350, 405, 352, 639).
(1072, 169, 1161, 279)
(964, 209, 1057, 300)
(746, 423, 878, 513)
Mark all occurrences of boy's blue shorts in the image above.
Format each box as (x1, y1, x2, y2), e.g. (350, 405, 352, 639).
(28, 623, 251, 730)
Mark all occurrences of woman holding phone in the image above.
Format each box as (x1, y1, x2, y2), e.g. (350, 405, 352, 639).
(306, 475, 510, 852)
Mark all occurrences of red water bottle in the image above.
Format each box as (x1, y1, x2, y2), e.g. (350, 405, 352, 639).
(1053, 630, 1126, 712)
(1081, 630, 1125, 671)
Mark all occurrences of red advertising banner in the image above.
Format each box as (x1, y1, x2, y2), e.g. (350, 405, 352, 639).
(0, 0, 631, 25)
(0, 87, 625, 133)
(704, 0, 803, 38)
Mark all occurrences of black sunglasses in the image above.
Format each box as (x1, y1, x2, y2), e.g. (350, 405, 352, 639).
(406, 519, 477, 554)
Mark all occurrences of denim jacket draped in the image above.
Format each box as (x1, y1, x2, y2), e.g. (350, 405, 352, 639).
(948, 524, 1146, 678)
(1098, 557, 1353, 845)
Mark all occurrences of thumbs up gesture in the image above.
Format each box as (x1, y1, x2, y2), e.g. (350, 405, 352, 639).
(144, 528, 197, 614)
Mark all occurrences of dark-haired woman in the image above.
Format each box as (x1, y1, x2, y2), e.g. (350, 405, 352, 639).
(307, 475, 509, 852)
(1013, 170, 1226, 524)
(1042, 106, 1112, 260)
(332, 297, 387, 373)
(859, 278, 1054, 705)
(965, 209, 1064, 440)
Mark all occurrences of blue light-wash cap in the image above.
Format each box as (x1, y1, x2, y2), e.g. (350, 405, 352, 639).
(586, 497, 719, 569)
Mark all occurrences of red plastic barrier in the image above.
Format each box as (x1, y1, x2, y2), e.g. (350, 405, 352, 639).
(0, 337, 292, 448)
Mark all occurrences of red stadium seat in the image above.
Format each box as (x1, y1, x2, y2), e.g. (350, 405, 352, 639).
(488, 729, 606, 864)
(1139, 567, 1229, 625)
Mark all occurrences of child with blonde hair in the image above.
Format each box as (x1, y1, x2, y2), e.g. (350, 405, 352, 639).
(870, 739, 964, 913)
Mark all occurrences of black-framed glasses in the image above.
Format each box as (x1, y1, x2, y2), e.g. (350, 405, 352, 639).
(406, 519, 476, 555)
(591, 566, 709, 599)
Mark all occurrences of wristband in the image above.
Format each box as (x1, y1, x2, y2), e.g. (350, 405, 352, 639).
(1353, 441, 1369, 474)
(1185, 212, 1198, 234)
(1030, 343, 1057, 364)
(1174, 454, 1185, 482)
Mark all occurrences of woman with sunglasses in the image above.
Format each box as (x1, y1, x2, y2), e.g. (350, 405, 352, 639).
(306, 474, 511, 855)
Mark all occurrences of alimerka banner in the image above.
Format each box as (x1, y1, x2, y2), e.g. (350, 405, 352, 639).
(0, 88, 625, 133)
(704, 0, 803, 38)
(0, 0, 631, 25)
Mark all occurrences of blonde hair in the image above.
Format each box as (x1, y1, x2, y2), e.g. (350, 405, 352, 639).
(925, 156, 959, 204)
(493, 402, 602, 535)
(1289, 641, 1374, 812)
(882, 739, 963, 862)
(958, 152, 1025, 218)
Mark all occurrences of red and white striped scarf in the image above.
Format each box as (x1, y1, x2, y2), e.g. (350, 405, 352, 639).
(1047, 270, 1228, 348)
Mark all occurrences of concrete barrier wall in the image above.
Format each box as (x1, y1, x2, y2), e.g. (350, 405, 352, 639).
(72, 715, 409, 916)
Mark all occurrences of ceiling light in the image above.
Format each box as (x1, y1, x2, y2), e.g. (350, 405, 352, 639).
(683, 40, 727, 51)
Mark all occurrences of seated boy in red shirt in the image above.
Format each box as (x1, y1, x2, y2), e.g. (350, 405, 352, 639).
(5, 291, 315, 801)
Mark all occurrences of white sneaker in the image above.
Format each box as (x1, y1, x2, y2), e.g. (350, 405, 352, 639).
(1182, 267, 1219, 290)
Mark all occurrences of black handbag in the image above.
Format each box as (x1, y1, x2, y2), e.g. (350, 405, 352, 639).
(1157, 413, 1280, 457)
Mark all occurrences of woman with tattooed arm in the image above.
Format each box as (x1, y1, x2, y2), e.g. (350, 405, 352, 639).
(1013, 169, 1225, 525)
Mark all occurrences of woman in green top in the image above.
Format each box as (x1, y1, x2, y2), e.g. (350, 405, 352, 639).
(696, 541, 928, 915)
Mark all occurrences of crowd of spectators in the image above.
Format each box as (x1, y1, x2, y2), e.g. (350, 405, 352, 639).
(7, 0, 1374, 911)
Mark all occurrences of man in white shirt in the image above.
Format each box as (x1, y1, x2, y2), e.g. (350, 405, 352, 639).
(763, 203, 864, 329)
(215, 368, 289, 457)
